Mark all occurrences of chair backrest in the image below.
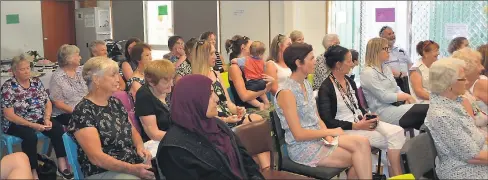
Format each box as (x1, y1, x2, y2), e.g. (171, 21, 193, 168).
(269, 111, 287, 169)
(233, 120, 274, 155)
(400, 132, 437, 179)
(62, 133, 84, 179)
(112, 91, 142, 134)
(357, 87, 369, 109)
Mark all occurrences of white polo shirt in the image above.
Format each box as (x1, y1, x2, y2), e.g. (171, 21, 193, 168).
(383, 46, 411, 74)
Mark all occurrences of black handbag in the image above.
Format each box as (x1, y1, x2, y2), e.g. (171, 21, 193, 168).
(37, 154, 57, 180)
(395, 76, 411, 94)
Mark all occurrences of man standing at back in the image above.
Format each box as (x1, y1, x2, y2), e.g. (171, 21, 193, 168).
(379, 26, 412, 93)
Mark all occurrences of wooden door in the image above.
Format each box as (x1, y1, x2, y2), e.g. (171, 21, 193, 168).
(41, 0, 76, 62)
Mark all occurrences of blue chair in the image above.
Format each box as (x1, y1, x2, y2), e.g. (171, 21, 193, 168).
(62, 133, 84, 179)
(1, 133, 50, 155)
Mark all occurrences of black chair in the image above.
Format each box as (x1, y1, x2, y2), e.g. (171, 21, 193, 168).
(400, 132, 438, 179)
(269, 111, 346, 179)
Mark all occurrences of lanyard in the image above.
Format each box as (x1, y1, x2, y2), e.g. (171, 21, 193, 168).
(330, 74, 362, 122)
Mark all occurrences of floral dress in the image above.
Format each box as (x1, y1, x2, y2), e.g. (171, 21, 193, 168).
(1, 77, 49, 133)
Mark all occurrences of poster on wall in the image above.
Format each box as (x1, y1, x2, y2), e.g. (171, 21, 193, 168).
(376, 8, 395, 22)
(444, 23, 468, 39)
(84, 14, 95, 27)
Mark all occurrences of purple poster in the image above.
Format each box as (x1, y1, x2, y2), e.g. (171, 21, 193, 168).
(376, 8, 395, 22)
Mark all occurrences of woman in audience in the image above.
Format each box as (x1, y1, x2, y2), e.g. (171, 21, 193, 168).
(448, 36, 469, 54)
(477, 44, 488, 77)
(50, 44, 88, 126)
(163, 35, 186, 68)
(409, 40, 439, 103)
(69, 56, 153, 179)
(1, 54, 72, 179)
(425, 57, 488, 179)
(158, 75, 265, 179)
(128, 43, 152, 101)
(313, 34, 340, 90)
(264, 34, 292, 95)
(276, 43, 372, 179)
(135, 60, 174, 142)
(347, 49, 359, 79)
(360, 38, 428, 130)
(121, 37, 142, 81)
(317, 45, 405, 176)
(201, 31, 225, 73)
(175, 37, 198, 83)
(289, 30, 305, 44)
(89, 40, 126, 90)
(1, 152, 33, 179)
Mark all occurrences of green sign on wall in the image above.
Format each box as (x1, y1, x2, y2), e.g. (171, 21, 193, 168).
(6, 14, 20, 24)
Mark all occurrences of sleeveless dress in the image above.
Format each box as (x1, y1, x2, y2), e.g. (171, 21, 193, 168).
(274, 78, 337, 167)
(271, 61, 292, 89)
(409, 60, 430, 103)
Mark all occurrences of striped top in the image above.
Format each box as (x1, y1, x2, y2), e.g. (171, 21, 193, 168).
(213, 51, 224, 73)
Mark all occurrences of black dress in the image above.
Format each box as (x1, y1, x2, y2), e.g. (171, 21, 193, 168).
(135, 84, 172, 142)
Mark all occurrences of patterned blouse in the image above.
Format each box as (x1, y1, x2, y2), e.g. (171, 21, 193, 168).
(127, 77, 145, 101)
(163, 53, 179, 63)
(176, 60, 192, 77)
(425, 94, 488, 179)
(49, 67, 88, 116)
(313, 53, 330, 90)
(68, 97, 144, 177)
(1, 77, 49, 133)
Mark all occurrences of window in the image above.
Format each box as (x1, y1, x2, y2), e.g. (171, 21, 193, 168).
(144, 1, 173, 58)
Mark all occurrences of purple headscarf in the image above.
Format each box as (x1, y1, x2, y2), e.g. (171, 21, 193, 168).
(170, 74, 242, 178)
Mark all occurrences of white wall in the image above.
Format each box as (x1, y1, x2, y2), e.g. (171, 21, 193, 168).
(291, 1, 327, 54)
(1, 1, 44, 59)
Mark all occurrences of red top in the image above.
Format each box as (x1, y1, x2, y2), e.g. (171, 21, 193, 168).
(244, 56, 264, 80)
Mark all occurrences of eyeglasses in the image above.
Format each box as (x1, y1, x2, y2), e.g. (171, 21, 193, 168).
(457, 78, 467, 81)
(382, 47, 391, 52)
(194, 40, 206, 56)
(277, 34, 285, 45)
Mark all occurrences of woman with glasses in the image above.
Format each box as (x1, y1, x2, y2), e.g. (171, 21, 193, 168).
(425, 57, 488, 179)
(409, 40, 440, 103)
(264, 34, 293, 95)
(360, 38, 428, 130)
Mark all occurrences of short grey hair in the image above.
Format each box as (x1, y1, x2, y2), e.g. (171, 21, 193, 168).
(322, 34, 339, 50)
(57, 44, 80, 67)
(82, 56, 119, 90)
(429, 57, 466, 94)
(11, 53, 33, 71)
(89, 40, 106, 57)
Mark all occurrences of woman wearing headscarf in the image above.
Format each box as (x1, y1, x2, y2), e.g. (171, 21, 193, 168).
(157, 75, 264, 180)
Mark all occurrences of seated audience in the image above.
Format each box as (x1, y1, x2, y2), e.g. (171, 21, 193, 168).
(158, 74, 265, 179)
(89, 40, 126, 90)
(360, 38, 428, 130)
(409, 40, 439, 103)
(1, 54, 72, 179)
(68, 56, 153, 179)
(231, 41, 271, 110)
(263, 34, 292, 95)
(200, 31, 225, 73)
(477, 44, 488, 78)
(448, 36, 469, 55)
(121, 37, 142, 81)
(275, 43, 372, 179)
(50, 44, 88, 125)
(135, 60, 174, 142)
(163, 36, 186, 68)
(425, 57, 488, 179)
(175, 37, 198, 83)
(313, 34, 340, 90)
(317, 45, 406, 176)
(1, 152, 33, 179)
(289, 30, 305, 44)
(128, 43, 152, 101)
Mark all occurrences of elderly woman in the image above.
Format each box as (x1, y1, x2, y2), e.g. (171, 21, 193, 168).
(448, 37, 469, 55)
(135, 60, 174, 142)
(1, 54, 72, 179)
(289, 30, 305, 44)
(174, 37, 198, 83)
(263, 34, 292, 95)
(425, 57, 488, 179)
(360, 38, 428, 130)
(121, 37, 142, 81)
(451, 48, 488, 133)
(68, 56, 153, 179)
(163, 36, 186, 68)
(128, 43, 152, 101)
(200, 31, 225, 73)
(409, 40, 439, 103)
(313, 34, 340, 90)
(276, 43, 372, 179)
(158, 75, 265, 179)
(50, 44, 88, 125)
(317, 45, 406, 176)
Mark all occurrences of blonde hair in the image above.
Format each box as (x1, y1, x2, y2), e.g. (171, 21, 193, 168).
(82, 56, 119, 90)
(268, 34, 288, 62)
(289, 30, 304, 43)
(144, 59, 175, 85)
(250, 41, 266, 57)
(191, 41, 213, 75)
(429, 57, 466, 94)
(322, 34, 339, 50)
(365, 38, 389, 68)
(476, 44, 488, 71)
(451, 47, 482, 75)
(57, 44, 80, 67)
(11, 53, 33, 71)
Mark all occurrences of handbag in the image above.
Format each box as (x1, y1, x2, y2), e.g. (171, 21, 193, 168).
(37, 154, 57, 180)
